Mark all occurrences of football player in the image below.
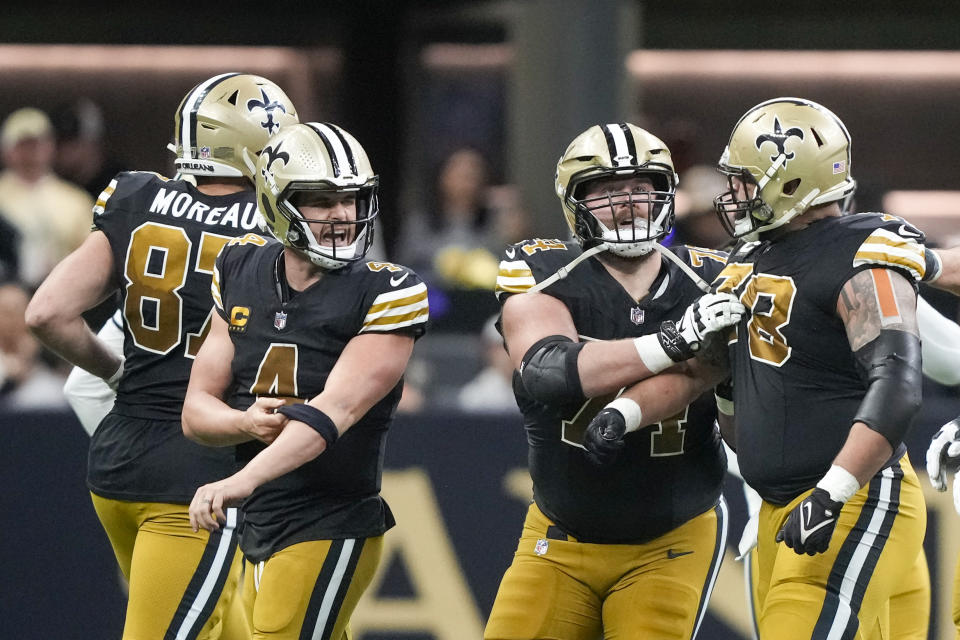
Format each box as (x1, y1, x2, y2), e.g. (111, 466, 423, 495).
(26, 72, 299, 639)
(182, 122, 428, 640)
(726, 276, 960, 640)
(707, 97, 927, 638)
(484, 123, 744, 640)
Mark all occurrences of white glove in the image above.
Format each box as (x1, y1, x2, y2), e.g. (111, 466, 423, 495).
(677, 292, 746, 352)
(927, 418, 960, 515)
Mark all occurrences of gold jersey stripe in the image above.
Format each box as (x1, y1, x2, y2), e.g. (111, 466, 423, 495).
(92, 179, 118, 215)
(853, 251, 925, 279)
(498, 268, 535, 278)
(365, 290, 428, 316)
(362, 308, 429, 330)
(853, 230, 925, 278)
(211, 265, 224, 310)
(495, 281, 535, 293)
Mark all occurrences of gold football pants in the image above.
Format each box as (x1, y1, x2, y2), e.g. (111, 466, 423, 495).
(745, 542, 929, 639)
(484, 500, 728, 640)
(754, 455, 926, 640)
(90, 493, 243, 640)
(954, 552, 960, 640)
(240, 536, 383, 640)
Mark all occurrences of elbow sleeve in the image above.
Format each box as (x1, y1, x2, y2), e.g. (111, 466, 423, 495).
(519, 335, 586, 407)
(853, 330, 923, 448)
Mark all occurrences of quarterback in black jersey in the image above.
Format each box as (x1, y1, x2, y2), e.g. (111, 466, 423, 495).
(484, 124, 744, 640)
(183, 123, 427, 640)
(707, 98, 929, 639)
(27, 73, 298, 639)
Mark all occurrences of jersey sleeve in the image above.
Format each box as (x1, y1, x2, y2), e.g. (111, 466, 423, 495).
(494, 239, 573, 302)
(91, 171, 165, 231)
(358, 264, 429, 337)
(494, 246, 537, 301)
(850, 214, 927, 282)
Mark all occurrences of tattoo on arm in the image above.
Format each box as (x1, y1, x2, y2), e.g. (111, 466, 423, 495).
(837, 269, 918, 352)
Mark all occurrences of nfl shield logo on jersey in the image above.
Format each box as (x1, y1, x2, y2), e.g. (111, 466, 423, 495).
(534, 538, 549, 556)
(199, 146, 211, 159)
(273, 311, 287, 330)
(630, 307, 645, 325)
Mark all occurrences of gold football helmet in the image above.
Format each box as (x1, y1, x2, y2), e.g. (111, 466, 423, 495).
(714, 97, 856, 238)
(169, 72, 299, 180)
(555, 123, 678, 257)
(256, 122, 378, 270)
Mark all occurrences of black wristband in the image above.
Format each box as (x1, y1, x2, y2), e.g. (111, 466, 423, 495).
(277, 404, 339, 447)
(923, 246, 943, 282)
(657, 320, 695, 362)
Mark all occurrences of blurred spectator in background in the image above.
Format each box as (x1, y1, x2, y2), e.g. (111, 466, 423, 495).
(51, 98, 127, 199)
(456, 315, 517, 414)
(399, 146, 502, 287)
(671, 164, 731, 250)
(0, 107, 93, 288)
(0, 282, 67, 410)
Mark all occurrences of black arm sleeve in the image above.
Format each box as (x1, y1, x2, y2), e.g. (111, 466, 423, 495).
(519, 335, 587, 407)
(853, 329, 923, 449)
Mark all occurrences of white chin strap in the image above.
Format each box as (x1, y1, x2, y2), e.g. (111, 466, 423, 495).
(597, 219, 661, 257)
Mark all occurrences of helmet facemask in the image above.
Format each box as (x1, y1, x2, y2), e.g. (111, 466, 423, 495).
(569, 169, 676, 257)
(273, 181, 379, 271)
(555, 124, 678, 258)
(714, 160, 774, 238)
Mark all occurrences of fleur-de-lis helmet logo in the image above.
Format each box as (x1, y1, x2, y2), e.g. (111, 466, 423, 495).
(247, 88, 288, 135)
(258, 141, 289, 223)
(755, 117, 804, 166)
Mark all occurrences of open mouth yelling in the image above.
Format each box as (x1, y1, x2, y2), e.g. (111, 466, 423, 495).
(319, 226, 351, 247)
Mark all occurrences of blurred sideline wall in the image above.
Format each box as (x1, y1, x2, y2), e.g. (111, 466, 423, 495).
(3, 402, 959, 639)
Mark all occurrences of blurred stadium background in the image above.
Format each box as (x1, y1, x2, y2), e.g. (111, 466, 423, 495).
(2, 1, 960, 638)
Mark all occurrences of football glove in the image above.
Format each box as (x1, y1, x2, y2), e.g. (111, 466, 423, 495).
(583, 408, 627, 466)
(926, 417, 960, 515)
(662, 292, 745, 361)
(776, 488, 843, 556)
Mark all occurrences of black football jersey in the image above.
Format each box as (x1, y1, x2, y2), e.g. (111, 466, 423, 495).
(93, 171, 265, 418)
(88, 171, 265, 502)
(714, 213, 928, 505)
(213, 240, 428, 562)
(494, 239, 729, 543)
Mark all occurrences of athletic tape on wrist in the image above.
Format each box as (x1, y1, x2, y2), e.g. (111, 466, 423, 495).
(633, 334, 674, 374)
(607, 397, 643, 433)
(816, 464, 861, 504)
